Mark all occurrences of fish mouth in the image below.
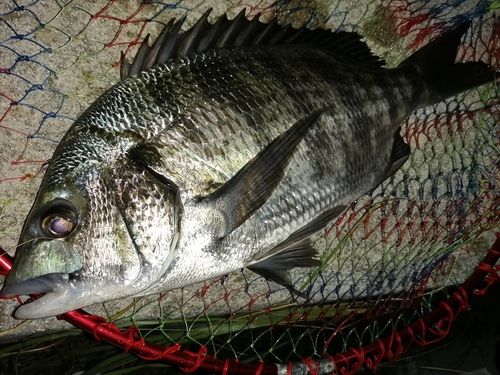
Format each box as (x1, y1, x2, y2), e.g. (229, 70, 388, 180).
(2, 273, 69, 296)
(1, 273, 82, 319)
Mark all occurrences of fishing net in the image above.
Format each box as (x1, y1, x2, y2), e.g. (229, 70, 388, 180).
(0, 0, 499, 374)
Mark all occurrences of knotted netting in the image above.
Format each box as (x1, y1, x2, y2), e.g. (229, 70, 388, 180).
(0, 0, 499, 374)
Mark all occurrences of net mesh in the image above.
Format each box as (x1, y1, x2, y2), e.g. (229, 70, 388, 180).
(0, 0, 499, 372)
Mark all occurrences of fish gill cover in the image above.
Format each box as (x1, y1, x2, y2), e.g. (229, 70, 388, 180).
(0, 0, 498, 372)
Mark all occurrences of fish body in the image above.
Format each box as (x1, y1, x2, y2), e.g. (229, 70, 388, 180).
(2, 10, 495, 318)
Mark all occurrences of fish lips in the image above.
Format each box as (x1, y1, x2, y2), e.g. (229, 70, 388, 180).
(2, 272, 68, 296)
(1, 272, 82, 319)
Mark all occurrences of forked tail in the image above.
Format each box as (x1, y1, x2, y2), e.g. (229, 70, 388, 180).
(399, 22, 496, 107)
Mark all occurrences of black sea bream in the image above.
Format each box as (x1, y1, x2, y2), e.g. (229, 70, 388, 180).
(2, 10, 495, 318)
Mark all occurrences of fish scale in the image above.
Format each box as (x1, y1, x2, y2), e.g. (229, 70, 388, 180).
(137, 49, 417, 293)
(149, 47, 399, 191)
(2, 12, 495, 318)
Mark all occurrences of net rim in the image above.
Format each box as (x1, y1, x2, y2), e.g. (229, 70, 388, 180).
(1, 233, 499, 375)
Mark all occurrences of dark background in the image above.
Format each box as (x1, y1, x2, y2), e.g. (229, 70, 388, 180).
(374, 281, 500, 375)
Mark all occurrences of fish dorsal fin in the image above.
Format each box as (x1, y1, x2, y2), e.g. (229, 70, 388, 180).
(120, 8, 384, 80)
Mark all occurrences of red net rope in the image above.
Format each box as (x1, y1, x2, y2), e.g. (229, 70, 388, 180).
(1, 234, 499, 374)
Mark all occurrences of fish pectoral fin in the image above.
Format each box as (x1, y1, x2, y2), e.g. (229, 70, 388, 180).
(383, 131, 411, 181)
(247, 267, 308, 299)
(203, 109, 325, 236)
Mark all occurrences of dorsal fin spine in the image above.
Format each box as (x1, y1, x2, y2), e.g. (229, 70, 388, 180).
(120, 8, 385, 80)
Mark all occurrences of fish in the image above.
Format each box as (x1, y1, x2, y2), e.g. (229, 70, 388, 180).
(1, 9, 495, 319)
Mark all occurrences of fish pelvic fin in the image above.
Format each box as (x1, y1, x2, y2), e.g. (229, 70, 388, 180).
(252, 238, 321, 270)
(203, 109, 325, 237)
(248, 238, 321, 299)
(245, 205, 348, 297)
(399, 22, 496, 107)
(262, 205, 347, 260)
(247, 268, 308, 299)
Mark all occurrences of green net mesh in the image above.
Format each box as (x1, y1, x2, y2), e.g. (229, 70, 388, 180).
(0, 0, 499, 373)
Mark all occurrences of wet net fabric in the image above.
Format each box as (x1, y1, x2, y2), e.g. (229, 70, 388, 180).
(0, 0, 499, 368)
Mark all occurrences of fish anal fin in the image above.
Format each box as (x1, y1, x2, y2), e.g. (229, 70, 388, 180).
(204, 109, 325, 236)
(287, 206, 347, 244)
(384, 131, 410, 180)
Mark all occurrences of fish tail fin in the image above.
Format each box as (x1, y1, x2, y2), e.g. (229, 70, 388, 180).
(399, 22, 495, 107)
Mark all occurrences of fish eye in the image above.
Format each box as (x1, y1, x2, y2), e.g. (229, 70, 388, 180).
(40, 199, 77, 238)
(44, 215, 73, 237)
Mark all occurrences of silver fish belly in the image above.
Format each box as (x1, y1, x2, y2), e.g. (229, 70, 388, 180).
(2, 10, 495, 319)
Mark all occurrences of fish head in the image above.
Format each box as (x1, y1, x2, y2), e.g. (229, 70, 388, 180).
(2, 139, 179, 319)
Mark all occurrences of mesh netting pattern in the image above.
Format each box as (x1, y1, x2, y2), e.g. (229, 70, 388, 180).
(0, 0, 499, 372)
(1, 237, 500, 374)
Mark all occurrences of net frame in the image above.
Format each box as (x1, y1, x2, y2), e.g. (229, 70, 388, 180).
(0, 1, 499, 373)
(1, 235, 499, 374)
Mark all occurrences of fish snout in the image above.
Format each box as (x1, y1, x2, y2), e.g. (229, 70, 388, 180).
(2, 239, 81, 294)
(1, 272, 86, 319)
